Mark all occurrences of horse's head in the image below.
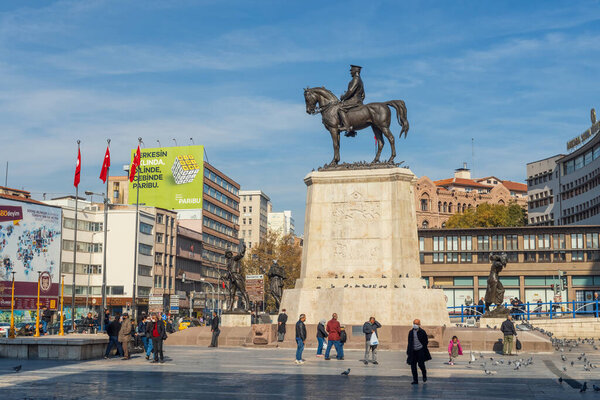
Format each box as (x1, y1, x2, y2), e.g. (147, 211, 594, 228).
(304, 87, 318, 115)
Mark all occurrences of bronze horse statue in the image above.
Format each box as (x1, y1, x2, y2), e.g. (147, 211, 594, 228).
(304, 87, 409, 165)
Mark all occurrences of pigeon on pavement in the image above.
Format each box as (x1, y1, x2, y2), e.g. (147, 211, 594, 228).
(13, 365, 22, 373)
(341, 368, 351, 376)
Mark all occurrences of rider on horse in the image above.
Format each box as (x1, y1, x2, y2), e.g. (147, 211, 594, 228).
(338, 65, 365, 137)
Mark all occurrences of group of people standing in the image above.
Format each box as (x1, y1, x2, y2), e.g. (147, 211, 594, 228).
(104, 312, 167, 363)
(290, 312, 432, 385)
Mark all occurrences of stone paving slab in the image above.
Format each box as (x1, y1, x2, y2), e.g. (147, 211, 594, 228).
(0, 346, 598, 399)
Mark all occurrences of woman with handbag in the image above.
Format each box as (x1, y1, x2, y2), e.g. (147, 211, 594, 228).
(362, 317, 382, 365)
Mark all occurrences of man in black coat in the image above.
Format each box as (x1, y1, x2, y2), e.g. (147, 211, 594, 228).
(277, 309, 288, 342)
(103, 315, 123, 358)
(406, 319, 431, 384)
(209, 311, 220, 347)
(295, 314, 307, 364)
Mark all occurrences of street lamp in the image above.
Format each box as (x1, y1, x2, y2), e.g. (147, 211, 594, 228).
(85, 190, 109, 332)
(200, 278, 215, 314)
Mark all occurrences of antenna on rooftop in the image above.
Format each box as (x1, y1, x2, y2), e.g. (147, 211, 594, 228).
(471, 138, 475, 176)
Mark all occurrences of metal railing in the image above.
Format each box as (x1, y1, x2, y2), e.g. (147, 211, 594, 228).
(448, 300, 600, 322)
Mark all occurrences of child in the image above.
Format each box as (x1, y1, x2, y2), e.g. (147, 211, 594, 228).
(339, 325, 347, 360)
(448, 335, 463, 365)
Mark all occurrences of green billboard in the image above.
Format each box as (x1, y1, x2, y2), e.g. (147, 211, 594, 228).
(128, 145, 204, 210)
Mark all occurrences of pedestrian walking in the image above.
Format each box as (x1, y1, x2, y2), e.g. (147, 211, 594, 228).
(138, 315, 153, 360)
(209, 311, 220, 347)
(146, 313, 166, 363)
(447, 335, 462, 365)
(325, 313, 343, 360)
(277, 309, 288, 342)
(118, 313, 133, 360)
(103, 309, 110, 331)
(103, 314, 123, 359)
(406, 319, 431, 385)
(339, 325, 347, 360)
(295, 314, 306, 364)
(500, 314, 517, 355)
(316, 319, 328, 357)
(41, 306, 52, 335)
(362, 316, 381, 365)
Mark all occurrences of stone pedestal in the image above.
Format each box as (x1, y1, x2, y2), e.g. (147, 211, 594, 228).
(280, 167, 450, 326)
(221, 313, 251, 327)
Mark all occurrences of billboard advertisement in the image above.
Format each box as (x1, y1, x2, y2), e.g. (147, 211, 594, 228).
(128, 145, 204, 210)
(0, 198, 62, 310)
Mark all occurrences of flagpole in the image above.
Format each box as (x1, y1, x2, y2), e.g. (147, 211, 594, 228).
(72, 140, 80, 332)
(132, 137, 142, 322)
(101, 139, 110, 332)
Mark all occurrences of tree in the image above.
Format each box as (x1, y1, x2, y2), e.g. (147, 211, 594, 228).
(242, 230, 302, 312)
(445, 202, 527, 228)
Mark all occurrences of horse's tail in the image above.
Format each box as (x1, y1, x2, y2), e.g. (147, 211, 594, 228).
(386, 100, 409, 138)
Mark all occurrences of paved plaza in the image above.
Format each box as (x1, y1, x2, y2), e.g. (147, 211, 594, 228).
(0, 344, 599, 399)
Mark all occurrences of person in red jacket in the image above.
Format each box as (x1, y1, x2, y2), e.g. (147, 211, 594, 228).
(324, 313, 343, 360)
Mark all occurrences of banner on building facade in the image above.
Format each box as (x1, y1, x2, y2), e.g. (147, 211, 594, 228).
(128, 145, 204, 210)
(0, 198, 61, 310)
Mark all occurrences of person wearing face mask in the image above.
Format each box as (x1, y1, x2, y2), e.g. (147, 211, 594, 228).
(406, 319, 431, 384)
(146, 313, 166, 363)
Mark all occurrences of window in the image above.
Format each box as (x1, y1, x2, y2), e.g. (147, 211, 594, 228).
(249, 206, 253, 212)
(524, 252, 536, 262)
(537, 252, 551, 262)
(460, 253, 472, 263)
(586, 250, 600, 261)
(447, 236, 458, 251)
(460, 236, 472, 251)
(156, 233, 164, 243)
(523, 234, 536, 250)
(108, 286, 124, 295)
(447, 253, 458, 263)
(586, 233, 599, 249)
(491, 235, 504, 250)
(553, 234, 566, 249)
(433, 237, 444, 251)
(553, 251, 566, 262)
(422, 220, 429, 228)
(243, 207, 246, 213)
(419, 237, 424, 263)
(477, 236, 489, 251)
(139, 222, 153, 235)
(138, 265, 152, 276)
(571, 233, 584, 249)
(155, 252, 163, 264)
(572, 250, 584, 261)
(63, 218, 103, 232)
(506, 235, 518, 250)
(154, 275, 162, 288)
(139, 243, 153, 256)
(157, 214, 164, 224)
(138, 286, 151, 296)
(433, 253, 444, 263)
(248, 218, 253, 225)
(420, 199, 428, 211)
(537, 234, 550, 249)
(454, 277, 473, 286)
(506, 252, 519, 262)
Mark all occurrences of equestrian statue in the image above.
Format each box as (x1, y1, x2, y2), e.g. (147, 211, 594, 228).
(304, 65, 409, 166)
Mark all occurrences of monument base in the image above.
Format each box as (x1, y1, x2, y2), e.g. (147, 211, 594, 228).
(280, 279, 450, 326)
(221, 313, 251, 327)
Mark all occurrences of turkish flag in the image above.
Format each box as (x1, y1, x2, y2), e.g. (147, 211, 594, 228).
(100, 146, 110, 183)
(74, 148, 81, 188)
(129, 145, 141, 183)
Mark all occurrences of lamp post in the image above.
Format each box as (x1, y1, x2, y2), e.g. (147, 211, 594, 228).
(59, 274, 65, 336)
(8, 271, 15, 338)
(200, 278, 215, 314)
(34, 271, 41, 337)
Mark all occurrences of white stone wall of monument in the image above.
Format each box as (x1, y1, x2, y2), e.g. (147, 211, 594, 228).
(279, 167, 450, 326)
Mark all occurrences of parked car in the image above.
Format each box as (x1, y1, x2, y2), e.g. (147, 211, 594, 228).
(178, 318, 201, 331)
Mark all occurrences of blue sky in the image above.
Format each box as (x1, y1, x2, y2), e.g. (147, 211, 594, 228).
(2, 0, 600, 234)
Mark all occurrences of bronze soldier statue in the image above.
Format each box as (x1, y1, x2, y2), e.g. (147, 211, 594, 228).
(223, 243, 250, 312)
(338, 65, 365, 137)
(260, 260, 287, 310)
(483, 253, 509, 317)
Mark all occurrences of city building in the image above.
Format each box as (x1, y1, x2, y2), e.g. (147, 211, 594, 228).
(0, 186, 31, 199)
(418, 226, 600, 310)
(45, 197, 156, 317)
(268, 210, 295, 236)
(527, 113, 600, 225)
(239, 190, 271, 248)
(147, 207, 178, 313)
(415, 164, 527, 228)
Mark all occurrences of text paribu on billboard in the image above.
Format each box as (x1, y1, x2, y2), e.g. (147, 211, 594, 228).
(128, 145, 204, 210)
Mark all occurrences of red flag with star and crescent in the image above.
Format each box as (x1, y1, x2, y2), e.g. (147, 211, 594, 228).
(100, 146, 111, 183)
(129, 145, 141, 183)
(74, 148, 81, 188)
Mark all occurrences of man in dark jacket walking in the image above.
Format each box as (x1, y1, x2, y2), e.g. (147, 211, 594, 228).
(325, 313, 343, 360)
(406, 319, 431, 384)
(363, 316, 381, 365)
(209, 311, 220, 347)
(295, 314, 307, 364)
(146, 313, 166, 363)
(501, 314, 517, 355)
(41, 306, 52, 335)
(277, 309, 288, 342)
(104, 314, 123, 359)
